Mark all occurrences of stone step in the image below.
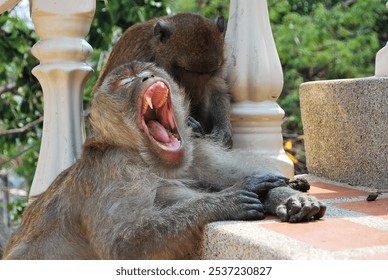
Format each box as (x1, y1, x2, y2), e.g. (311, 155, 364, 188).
(200, 174, 388, 260)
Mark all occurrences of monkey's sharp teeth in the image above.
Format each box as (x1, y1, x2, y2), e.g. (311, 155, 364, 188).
(141, 80, 182, 152)
(145, 96, 153, 109)
(156, 90, 168, 108)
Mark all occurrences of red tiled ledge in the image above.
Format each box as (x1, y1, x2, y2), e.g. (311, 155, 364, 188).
(199, 174, 388, 260)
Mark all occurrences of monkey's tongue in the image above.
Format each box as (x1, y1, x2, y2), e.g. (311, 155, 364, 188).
(147, 120, 169, 142)
(147, 120, 180, 149)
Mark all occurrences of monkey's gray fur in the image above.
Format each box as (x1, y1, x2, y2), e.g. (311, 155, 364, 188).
(2, 62, 325, 260)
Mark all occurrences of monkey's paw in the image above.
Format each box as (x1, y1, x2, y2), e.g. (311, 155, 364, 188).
(276, 194, 326, 223)
(289, 178, 310, 192)
(234, 190, 266, 220)
(244, 174, 289, 195)
(187, 116, 206, 137)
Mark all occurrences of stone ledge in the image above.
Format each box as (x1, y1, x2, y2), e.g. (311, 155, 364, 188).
(299, 77, 388, 188)
(199, 175, 388, 260)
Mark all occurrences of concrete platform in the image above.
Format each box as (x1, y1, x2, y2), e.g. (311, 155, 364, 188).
(200, 174, 388, 260)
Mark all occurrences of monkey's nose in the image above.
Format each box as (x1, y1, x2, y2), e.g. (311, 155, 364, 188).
(138, 71, 155, 82)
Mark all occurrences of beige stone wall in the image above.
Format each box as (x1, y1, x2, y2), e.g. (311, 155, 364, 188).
(299, 77, 388, 189)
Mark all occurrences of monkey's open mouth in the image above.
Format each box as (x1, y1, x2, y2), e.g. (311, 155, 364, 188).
(141, 81, 181, 151)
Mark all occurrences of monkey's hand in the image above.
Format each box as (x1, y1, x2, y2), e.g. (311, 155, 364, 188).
(289, 177, 310, 192)
(222, 189, 266, 220)
(264, 187, 326, 223)
(243, 174, 290, 198)
(187, 116, 206, 137)
(221, 175, 289, 221)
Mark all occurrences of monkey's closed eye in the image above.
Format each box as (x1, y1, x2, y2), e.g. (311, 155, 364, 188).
(118, 77, 135, 87)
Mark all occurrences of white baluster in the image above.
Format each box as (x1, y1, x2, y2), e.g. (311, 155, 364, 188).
(375, 1, 388, 77)
(29, 0, 95, 197)
(0, 0, 20, 13)
(225, 0, 294, 177)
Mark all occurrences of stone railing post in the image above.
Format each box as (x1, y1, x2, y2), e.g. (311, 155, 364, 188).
(225, 0, 294, 177)
(0, 0, 20, 12)
(28, 0, 95, 197)
(375, 1, 388, 77)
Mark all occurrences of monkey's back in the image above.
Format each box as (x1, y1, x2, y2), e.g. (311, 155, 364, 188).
(96, 19, 157, 87)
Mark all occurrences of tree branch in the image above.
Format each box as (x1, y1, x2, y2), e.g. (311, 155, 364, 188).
(342, 0, 357, 7)
(0, 83, 17, 96)
(0, 142, 40, 168)
(0, 117, 43, 137)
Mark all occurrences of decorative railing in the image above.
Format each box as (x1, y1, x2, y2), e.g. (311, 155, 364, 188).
(0, 0, 297, 197)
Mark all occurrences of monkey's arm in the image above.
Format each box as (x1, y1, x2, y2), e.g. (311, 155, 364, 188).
(263, 187, 326, 223)
(190, 139, 288, 190)
(90, 181, 266, 259)
(208, 92, 233, 148)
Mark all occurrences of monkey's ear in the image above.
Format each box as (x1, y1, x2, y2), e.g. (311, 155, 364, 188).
(154, 20, 171, 43)
(215, 16, 225, 33)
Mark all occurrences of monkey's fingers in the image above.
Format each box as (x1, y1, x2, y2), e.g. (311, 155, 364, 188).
(286, 199, 302, 217)
(187, 116, 205, 136)
(275, 204, 289, 222)
(237, 190, 266, 220)
(244, 209, 266, 220)
(288, 196, 312, 223)
(314, 201, 327, 220)
(288, 196, 327, 223)
(238, 190, 263, 209)
(238, 190, 260, 199)
(276, 194, 327, 223)
(276, 195, 306, 222)
(288, 178, 310, 192)
(241, 202, 265, 220)
(304, 201, 321, 221)
(242, 202, 264, 213)
(244, 175, 289, 194)
(299, 197, 326, 221)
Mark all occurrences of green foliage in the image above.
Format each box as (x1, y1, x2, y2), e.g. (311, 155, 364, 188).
(7, 198, 27, 225)
(269, 0, 387, 130)
(0, 12, 41, 193)
(172, 0, 228, 18)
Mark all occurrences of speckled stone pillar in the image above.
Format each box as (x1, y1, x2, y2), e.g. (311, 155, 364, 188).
(299, 77, 388, 189)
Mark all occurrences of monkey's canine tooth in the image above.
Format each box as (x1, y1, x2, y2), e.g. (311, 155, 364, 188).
(145, 96, 153, 110)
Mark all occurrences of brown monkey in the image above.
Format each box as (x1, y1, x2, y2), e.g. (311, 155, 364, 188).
(96, 13, 233, 147)
(2, 62, 325, 260)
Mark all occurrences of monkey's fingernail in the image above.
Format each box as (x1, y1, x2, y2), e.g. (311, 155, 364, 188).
(145, 96, 153, 109)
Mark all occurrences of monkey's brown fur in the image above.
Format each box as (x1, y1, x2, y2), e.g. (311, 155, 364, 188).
(2, 62, 325, 260)
(96, 13, 233, 147)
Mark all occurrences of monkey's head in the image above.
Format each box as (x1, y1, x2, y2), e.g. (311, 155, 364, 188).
(90, 62, 193, 172)
(151, 13, 226, 87)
